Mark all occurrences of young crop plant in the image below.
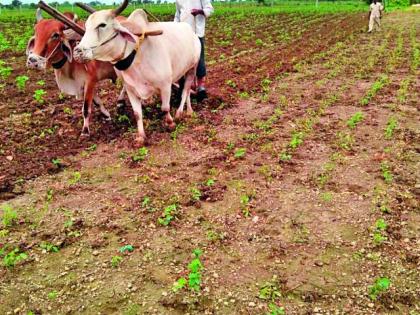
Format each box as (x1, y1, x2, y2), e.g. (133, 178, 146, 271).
(158, 204, 177, 226)
(172, 249, 204, 293)
(1, 204, 18, 228)
(336, 131, 354, 151)
(384, 117, 397, 140)
(131, 147, 148, 162)
(40, 242, 59, 253)
(346, 112, 364, 129)
(68, 171, 82, 185)
(369, 277, 391, 300)
(380, 162, 393, 184)
(372, 218, 388, 245)
(15, 75, 29, 91)
(289, 131, 304, 150)
(33, 89, 47, 104)
(266, 304, 285, 315)
(111, 255, 123, 268)
(360, 75, 390, 106)
(190, 187, 202, 202)
(0, 60, 12, 79)
(2, 248, 28, 268)
(234, 148, 246, 159)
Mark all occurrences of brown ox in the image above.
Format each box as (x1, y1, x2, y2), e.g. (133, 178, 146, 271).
(26, 9, 127, 136)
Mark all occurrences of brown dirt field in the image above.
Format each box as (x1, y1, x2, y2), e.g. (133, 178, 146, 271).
(0, 9, 419, 315)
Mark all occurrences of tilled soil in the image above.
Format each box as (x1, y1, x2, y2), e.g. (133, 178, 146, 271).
(0, 9, 419, 315)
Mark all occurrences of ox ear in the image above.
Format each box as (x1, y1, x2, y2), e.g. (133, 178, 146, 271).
(61, 39, 73, 62)
(26, 36, 35, 56)
(115, 24, 136, 43)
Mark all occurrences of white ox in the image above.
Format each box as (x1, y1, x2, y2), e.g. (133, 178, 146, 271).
(73, 2, 201, 145)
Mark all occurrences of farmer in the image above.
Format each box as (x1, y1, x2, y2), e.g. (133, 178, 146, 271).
(368, 0, 384, 33)
(174, 0, 214, 101)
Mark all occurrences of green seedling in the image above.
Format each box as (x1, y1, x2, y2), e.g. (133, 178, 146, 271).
(1, 204, 17, 227)
(205, 179, 215, 186)
(158, 204, 177, 226)
(63, 107, 73, 115)
(279, 151, 292, 162)
(320, 192, 333, 202)
(33, 89, 47, 104)
(131, 147, 148, 162)
(259, 280, 282, 301)
(190, 187, 202, 201)
(48, 290, 58, 300)
(369, 277, 390, 300)
(336, 131, 354, 151)
(173, 248, 204, 292)
(68, 171, 81, 185)
(2, 248, 28, 268)
(347, 111, 364, 129)
(373, 218, 388, 245)
(51, 158, 63, 167)
(119, 245, 134, 254)
(15, 75, 29, 91)
(111, 255, 123, 268)
(240, 194, 251, 217)
(384, 117, 397, 140)
(380, 162, 393, 184)
(289, 132, 304, 149)
(266, 303, 285, 315)
(86, 144, 97, 152)
(40, 242, 59, 253)
(117, 114, 131, 124)
(234, 148, 246, 159)
(36, 80, 45, 86)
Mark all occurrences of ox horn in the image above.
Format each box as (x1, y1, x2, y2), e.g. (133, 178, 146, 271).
(36, 8, 44, 22)
(38, 1, 85, 36)
(112, 0, 129, 17)
(75, 2, 96, 14)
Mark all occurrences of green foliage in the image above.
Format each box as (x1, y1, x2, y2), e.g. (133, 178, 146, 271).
(158, 204, 177, 226)
(384, 117, 397, 139)
(346, 112, 364, 129)
(33, 89, 47, 104)
(15, 75, 29, 91)
(68, 171, 81, 185)
(190, 187, 202, 201)
(266, 303, 285, 315)
(380, 162, 393, 184)
(0, 60, 12, 79)
(173, 249, 204, 292)
(36, 80, 45, 86)
(1, 203, 18, 227)
(369, 277, 391, 300)
(259, 281, 282, 301)
(361, 75, 389, 106)
(40, 242, 59, 253)
(373, 218, 388, 245)
(234, 148, 247, 159)
(131, 147, 148, 162)
(111, 255, 123, 268)
(240, 194, 251, 217)
(48, 290, 58, 300)
(119, 245, 134, 253)
(2, 248, 28, 268)
(289, 132, 304, 149)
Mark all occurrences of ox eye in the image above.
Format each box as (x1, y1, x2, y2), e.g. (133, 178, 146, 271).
(97, 23, 106, 29)
(51, 33, 59, 40)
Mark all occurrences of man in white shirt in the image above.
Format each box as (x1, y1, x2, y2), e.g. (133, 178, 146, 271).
(175, 0, 214, 101)
(368, 0, 384, 33)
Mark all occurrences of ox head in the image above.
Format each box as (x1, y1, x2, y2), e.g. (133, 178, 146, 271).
(73, 0, 136, 63)
(26, 9, 78, 70)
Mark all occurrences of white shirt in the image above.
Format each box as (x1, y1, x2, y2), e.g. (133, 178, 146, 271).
(370, 3, 384, 18)
(174, 0, 214, 38)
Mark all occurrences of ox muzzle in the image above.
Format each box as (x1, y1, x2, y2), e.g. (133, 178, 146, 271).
(26, 53, 47, 70)
(73, 46, 93, 64)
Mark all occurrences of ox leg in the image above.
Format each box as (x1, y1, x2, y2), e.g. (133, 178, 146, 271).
(160, 85, 176, 130)
(81, 81, 95, 136)
(93, 94, 111, 120)
(176, 69, 195, 120)
(117, 86, 127, 115)
(126, 88, 146, 145)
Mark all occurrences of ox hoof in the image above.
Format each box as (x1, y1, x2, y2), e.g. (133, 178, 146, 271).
(164, 121, 176, 131)
(175, 110, 183, 121)
(134, 136, 146, 147)
(80, 128, 90, 138)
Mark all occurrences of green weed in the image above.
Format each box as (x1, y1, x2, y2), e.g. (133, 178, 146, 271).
(33, 89, 46, 104)
(68, 171, 81, 185)
(384, 117, 397, 140)
(346, 112, 364, 129)
(234, 148, 247, 159)
(132, 147, 148, 162)
(380, 162, 393, 184)
(15, 75, 29, 91)
(158, 204, 177, 226)
(173, 249, 204, 292)
(368, 277, 390, 300)
(40, 242, 59, 253)
(2, 248, 28, 268)
(1, 204, 17, 227)
(111, 255, 123, 268)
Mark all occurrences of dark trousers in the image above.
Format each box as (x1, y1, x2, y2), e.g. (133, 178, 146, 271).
(197, 37, 206, 79)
